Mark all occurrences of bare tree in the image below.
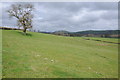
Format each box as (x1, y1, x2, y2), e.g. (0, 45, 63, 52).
(7, 4, 34, 34)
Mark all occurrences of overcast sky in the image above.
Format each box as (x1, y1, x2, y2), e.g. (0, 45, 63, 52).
(1, 2, 118, 32)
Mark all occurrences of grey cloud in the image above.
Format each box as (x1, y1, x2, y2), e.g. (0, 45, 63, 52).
(1, 2, 118, 32)
(101, 11, 118, 20)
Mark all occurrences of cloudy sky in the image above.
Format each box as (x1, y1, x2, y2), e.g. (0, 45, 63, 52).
(1, 2, 118, 32)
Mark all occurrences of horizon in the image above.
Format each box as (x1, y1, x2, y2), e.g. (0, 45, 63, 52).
(1, 26, 119, 33)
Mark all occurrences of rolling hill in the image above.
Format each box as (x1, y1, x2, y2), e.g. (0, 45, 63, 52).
(51, 30, 120, 38)
(2, 30, 118, 78)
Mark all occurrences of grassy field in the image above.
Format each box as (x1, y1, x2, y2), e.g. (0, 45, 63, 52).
(0, 30, 2, 79)
(2, 30, 118, 78)
(82, 37, 119, 43)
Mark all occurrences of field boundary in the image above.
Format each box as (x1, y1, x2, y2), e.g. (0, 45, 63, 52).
(0, 27, 21, 30)
(84, 38, 120, 44)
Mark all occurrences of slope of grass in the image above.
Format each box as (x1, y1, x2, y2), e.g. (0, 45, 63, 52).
(2, 30, 118, 78)
(0, 30, 2, 79)
(82, 37, 119, 43)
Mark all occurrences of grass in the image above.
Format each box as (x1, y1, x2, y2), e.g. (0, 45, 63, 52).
(0, 30, 2, 79)
(2, 30, 118, 78)
(82, 37, 119, 43)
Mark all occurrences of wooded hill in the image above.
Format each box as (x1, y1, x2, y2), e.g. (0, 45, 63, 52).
(51, 30, 120, 38)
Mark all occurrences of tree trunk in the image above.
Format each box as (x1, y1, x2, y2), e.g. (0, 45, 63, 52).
(23, 28, 27, 34)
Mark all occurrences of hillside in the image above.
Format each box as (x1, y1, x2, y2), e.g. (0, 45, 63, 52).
(51, 30, 120, 38)
(2, 30, 118, 78)
(76, 30, 119, 35)
(0, 30, 2, 79)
